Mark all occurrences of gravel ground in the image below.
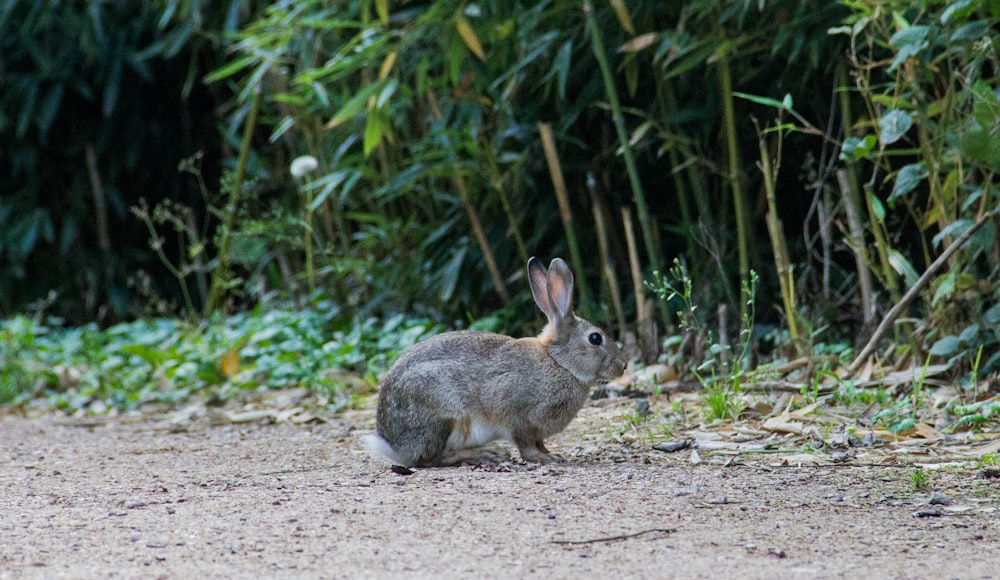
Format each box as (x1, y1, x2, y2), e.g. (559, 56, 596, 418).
(2, 400, 998, 579)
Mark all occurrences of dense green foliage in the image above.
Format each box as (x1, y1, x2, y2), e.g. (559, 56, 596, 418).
(0, 309, 494, 412)
(1, 0, 253, 320)
(3, 0, 999, 409)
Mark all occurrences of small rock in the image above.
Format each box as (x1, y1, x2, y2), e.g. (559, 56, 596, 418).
(912, 506, 943, 518)
(390, 465, 415, 476)
(927, 491, 951, 506)
(654, 440, 693, 453)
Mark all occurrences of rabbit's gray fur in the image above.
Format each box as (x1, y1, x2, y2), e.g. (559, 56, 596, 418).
(365, 257, 627, 467)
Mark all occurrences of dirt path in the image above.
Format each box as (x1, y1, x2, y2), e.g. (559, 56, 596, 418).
(2, 401, 998, 579)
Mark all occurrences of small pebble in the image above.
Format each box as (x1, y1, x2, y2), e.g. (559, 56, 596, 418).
(927, 491, 951, 506)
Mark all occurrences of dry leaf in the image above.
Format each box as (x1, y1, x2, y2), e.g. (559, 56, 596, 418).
(762, 416, 804, 434)
(221, 410, 274, 424)
(220, 350, 240, 377)
(608, 0, 635, 34)
(633, 363, 677, 385)
(777, 453, 824, 466)
(961, 438, 1000, 457)
(619, 32, 658, 53)
(789, 402, 819, 418)
(913, 423, 943, 440)
(455, 17, 485, 61)
(379, 51, 397, 80)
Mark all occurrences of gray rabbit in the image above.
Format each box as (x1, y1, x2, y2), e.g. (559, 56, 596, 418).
(365, 257, 627, 467)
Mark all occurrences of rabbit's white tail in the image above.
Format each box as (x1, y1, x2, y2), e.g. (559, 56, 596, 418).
(363, 433, 404, 465)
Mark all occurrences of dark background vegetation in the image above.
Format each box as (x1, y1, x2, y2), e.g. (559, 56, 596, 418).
(2, 0, 999, 389)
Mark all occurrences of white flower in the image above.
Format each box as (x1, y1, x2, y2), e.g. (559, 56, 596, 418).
(290, 155, 318, 179)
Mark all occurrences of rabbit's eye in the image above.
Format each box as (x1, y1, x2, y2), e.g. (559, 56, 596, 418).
(588, 332, 603, 346)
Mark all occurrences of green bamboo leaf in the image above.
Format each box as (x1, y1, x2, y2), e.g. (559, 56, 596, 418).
(311, 170, 362, 210)
(554, 40, 572, 102)
(879, 109, 912, 145)
(102, 43, 123, 117)
(438, 246, 468, 302)
(661, 38, 717, 79)
(374, 79, 397, 109)
(733, 91, 791, 110)
(324, 80, 384, 129)
(363, 111, 382, 158)
(375, 0, 389, 25)
(204, 55, 256, 83)
(270, 116, 295, 143)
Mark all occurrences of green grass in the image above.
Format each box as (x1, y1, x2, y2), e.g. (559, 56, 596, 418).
(910, 468, 930, 492)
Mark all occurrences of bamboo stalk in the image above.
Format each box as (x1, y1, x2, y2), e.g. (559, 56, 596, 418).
(583, 0, 667, 325)
(622, 207, 656, 359)
(207, 82, 262, 315)
(451, 174, 510, 303)
(819, 186, 832, 300)
(621, 207, 645, 324)
(537, 122, 591, 311)
(756, 121, 799, 340)
(587, 175, 625, 332)
(837, 169, 874, 322)
(715, 39, 752, 323)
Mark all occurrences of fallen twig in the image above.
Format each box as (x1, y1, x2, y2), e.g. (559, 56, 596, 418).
(550, 527, 676, 545)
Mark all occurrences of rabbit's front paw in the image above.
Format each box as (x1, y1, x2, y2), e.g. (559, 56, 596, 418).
(535, 452, 566, 464)
(517, 440, 566, 464)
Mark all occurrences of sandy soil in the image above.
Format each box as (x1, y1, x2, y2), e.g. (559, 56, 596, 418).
(2, 399, 998, 579)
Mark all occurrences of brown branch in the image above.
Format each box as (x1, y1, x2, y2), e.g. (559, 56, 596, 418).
(845, 210, 998, 377)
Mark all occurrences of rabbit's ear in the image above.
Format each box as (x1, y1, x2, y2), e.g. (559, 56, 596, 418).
(528, 257, 555, 318)
(546, 258, 574, 320)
